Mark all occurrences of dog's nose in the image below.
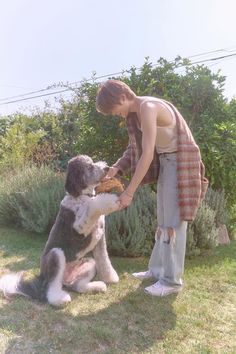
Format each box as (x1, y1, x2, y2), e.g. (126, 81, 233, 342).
(103, 166, 109, 173)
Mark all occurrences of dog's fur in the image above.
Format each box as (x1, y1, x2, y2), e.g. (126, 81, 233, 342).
(0, 155, 120, 306)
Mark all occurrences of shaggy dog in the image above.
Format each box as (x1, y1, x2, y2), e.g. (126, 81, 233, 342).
(0, 155, 120, 306)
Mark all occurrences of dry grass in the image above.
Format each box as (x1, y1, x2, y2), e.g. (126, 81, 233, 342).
(0, 227, 235, 354)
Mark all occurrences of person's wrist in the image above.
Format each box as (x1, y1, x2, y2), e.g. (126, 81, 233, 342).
(124, 190, 134, 198)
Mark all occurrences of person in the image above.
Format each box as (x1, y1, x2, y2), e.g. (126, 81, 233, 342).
(96, 79, 208, 296)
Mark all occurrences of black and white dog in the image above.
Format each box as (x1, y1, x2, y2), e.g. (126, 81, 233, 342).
(0, 155, 120, 306)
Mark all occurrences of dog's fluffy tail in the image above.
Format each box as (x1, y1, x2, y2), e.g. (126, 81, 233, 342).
(0, 271, 48, 302)
(0, 248, 72, 306)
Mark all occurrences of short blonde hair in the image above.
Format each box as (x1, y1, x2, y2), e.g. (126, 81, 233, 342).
(96, 79, 136, 115)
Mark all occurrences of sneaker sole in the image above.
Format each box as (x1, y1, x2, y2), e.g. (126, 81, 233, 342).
(132, 273, 155, 281)
(144, 286, 182, 296)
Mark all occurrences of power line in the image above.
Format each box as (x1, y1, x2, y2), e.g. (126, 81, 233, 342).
(0, 51, 236, 107)
(191, 52, 236, 65)
(187, 46, 236, 59)
(2, 45, 234, 103)
(1, 47, 232, 103)
(1, 46, 236, 104)
(0, 71, 127, 103)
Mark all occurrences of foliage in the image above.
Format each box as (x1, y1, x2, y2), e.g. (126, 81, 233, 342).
(187, 202, 219, 256)
(106, 185, 157, 256)
(0, 165, 65, 233)
(69, 57, 236, 208)
(0, 115, 45, 170)
(0, 56, 235, 232)
(195, 120, 236, 206)
(227, 203, 236, 239)
(107, 185, 222, 257)
(187, 186, 228, 255)
(70, 80, 128, 165)
(204, 187, 227, 226)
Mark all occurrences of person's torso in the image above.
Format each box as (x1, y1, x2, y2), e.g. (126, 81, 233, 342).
(138, 97, 177, 154)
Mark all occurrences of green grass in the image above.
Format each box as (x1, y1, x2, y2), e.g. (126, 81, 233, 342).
(0, 227, 236, 354)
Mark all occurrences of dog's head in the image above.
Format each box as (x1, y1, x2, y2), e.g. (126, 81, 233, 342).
(65, 155, 109, 198)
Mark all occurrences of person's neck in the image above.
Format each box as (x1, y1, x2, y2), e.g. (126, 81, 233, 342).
(128, 96, 142, 114)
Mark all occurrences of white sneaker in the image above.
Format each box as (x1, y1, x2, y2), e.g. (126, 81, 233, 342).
(144, 281, 182, 296)
(132, 270, 154, 281)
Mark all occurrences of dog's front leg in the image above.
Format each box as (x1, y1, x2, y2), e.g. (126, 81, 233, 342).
(93, 225, 119, 284)
(74, 194, 119, 236)
(73, 204, 93, 236)
(89, 194, 119, 219)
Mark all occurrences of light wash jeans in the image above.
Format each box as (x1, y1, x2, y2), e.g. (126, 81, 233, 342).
(148, 153, 187, 287)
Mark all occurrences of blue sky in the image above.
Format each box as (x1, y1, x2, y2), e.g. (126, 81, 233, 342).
(0, 0, 236, 115)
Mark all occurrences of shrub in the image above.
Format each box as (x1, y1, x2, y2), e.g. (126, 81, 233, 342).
(0, 165, 65, 233)
(107, 186, 222, 257)
(0, 118, 46, 170)
(106, 185, 157, 257)
(187, 201, 218, 253)
(186, 226, 201, 257)
(227, 203, 236, 240)
(0, 163, 224, 255)
(204, 187, 227, 226)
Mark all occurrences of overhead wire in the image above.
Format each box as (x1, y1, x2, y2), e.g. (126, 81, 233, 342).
(0, 49, 236, 106)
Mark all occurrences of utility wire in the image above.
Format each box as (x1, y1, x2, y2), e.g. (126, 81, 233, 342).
(0, 51, 236, 106)
(0, 71, 127, 103)
(1, 48, 236, 104)
(191, 52, 236, 65)
(2, 46, 235, 103)
(187, 45, 236, 59)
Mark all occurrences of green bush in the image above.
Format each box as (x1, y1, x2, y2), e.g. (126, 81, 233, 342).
(187, 201, 218, 253)
(106, 185, 157, 257)
(186, 188, 228, 255)
(107, 186, 222, 257)
(204, 187, 227, 226)
(0, 117, 46, 170)
(0, 165, 65, 233)
(186, 226, 201, 257)
(227, 203, 236, 240)
(0, 162, 224, 255)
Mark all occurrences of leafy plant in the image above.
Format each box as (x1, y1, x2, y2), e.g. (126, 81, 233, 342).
(106, 186, 157, 256)
(0, 165, 65, 233)
(188, 201, 218, 251)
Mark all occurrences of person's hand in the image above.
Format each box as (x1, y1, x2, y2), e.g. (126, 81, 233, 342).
(103, 166, 119, 181)
(118, 190, 134, 209)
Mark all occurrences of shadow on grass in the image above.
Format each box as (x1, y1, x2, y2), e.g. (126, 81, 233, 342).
(2, 283, 178, 354)
(0, 227, 178, 353)
(0, 227, 235, 353)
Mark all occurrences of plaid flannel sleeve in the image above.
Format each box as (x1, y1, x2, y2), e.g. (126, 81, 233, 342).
(112, 144, 132, 174)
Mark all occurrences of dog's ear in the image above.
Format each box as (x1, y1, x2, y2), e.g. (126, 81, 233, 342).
(65, 158, 87, 197)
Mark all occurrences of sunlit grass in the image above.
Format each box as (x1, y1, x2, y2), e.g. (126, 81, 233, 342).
(0, 227, 235, 353)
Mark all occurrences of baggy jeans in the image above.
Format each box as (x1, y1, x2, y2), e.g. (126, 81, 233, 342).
(148, 153, 188, 287)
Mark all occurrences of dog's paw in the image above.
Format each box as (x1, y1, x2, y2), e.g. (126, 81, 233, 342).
(92, 281, 107, 293)
(75, 280, 107, 293)
(47, 290, 71, 307)
(102, 271, 119, 284)
(102, 194, 120, 215)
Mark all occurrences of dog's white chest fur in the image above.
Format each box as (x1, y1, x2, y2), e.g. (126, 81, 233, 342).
(61, 193, 119, 236)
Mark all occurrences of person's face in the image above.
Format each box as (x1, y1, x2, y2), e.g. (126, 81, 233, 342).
(111, 95, 130, 118)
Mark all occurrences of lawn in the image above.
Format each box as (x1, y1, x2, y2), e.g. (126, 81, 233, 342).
(0, 227, 235, 354)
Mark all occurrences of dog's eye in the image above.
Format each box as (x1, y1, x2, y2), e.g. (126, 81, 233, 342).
(88, 165, 94, 171)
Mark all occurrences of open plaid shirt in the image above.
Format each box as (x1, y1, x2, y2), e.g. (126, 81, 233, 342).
(113, 100, 208, 221)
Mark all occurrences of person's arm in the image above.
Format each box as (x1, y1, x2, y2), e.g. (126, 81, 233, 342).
(113, 144, 132, 174)
(104, 143, 132, 179)
(119, 102, 157, 207)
